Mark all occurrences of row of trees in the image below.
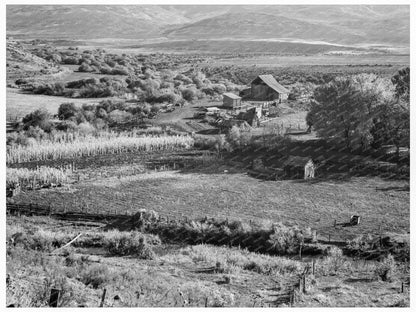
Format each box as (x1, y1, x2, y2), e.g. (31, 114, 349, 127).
(306, 69, 410, 158)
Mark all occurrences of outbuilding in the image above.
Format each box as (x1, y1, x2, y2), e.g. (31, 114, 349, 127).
(283, 156, 316, 179)
(223, 92, 242, 109)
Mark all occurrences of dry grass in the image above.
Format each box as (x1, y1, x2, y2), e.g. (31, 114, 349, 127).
(6, 87, 110, 120)
(11, 171, 409, 241)
(6, 216, 409, 308)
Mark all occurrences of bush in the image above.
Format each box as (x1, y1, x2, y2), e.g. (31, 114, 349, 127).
(181, 87, 198, 102)
(319, 246, 351, 275)
(80, 264, 110, 289)
(108, 110, 133, 124)
(374, 254, 397, 282)
(78, 62, 94, 72)
(22, 109, 53, 132)
(268, 223, 310, 255)
(58, 103, 79, 120)
(104, 231, 156, 259)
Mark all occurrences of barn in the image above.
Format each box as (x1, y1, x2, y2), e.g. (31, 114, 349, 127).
(223, 92, 242, 109)
(250, 75, 289, 102)
(283, 156, 315, 179)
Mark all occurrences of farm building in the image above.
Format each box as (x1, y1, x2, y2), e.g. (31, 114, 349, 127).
(283, 156, 316, 179)
(237, 107, 259, 127)
(223, 92, 242, 109)
(239, 88, 251, 99)
(205, 107, 220, 116)
(250, 75, 289, 102)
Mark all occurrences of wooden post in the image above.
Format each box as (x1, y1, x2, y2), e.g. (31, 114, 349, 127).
(328, 234, 331, 243)
(299, 245, 302, 261)
(303, 274, 306, 293)
(313, 259, 316, 275)
(401, 282, 404, 293)
(100, 288, 107, 307)
(49, 288, 61, 307)
(334, 219, 337, 227)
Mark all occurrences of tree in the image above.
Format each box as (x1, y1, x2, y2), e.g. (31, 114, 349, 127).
(22, 109, 52, 132)
(391, 67, 410, 102)
(371, 100, 410, 160)
(307, 78, 372, 149)
(307, 75, 395, 150)
(58, 103, 79, 120)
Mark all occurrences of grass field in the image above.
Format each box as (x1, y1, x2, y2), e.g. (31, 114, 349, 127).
(6, 88, 112, 120)
(11, 168, 409, 242)
(210, 54, 410, 67)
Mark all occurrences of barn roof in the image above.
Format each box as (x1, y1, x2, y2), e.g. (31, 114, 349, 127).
(252, 75, 290, 94)
(223, 92, 241, 100)
(283, 156, 313, 167)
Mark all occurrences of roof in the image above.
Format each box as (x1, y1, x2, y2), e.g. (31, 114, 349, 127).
(206, 107, 220, 112)
(252, 75, 290, 94)
(223, 92, 241, 100)
(283, 156, 313, 167)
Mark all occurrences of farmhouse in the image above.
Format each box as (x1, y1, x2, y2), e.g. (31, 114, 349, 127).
(283, 156, 315, 179)
(250, 75, 289, 102)
(223, 92, 242, 109)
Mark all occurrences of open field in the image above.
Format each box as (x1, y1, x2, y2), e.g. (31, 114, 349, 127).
(6, 88, 112, 120)
(209, 54, 409, 67)
(10, 169, 409, 242)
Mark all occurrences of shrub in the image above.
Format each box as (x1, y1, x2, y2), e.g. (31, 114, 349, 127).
(268, 223, 310, 255)
(80, 264, 110, 288)
(78, 62, 94, 72)
(181, 87, 198, 102)
(104, 231, 156, 259)
(319, 246, 351, 275)
(22, 109, 53, 132)
(108, 110, 133, 124)
(76, 122, 96, 135)
(58, 103, 79, 120)
(374, 254, 397, 282)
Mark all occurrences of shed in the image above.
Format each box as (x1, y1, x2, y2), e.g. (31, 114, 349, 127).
(250, 75, 289, 102)
(283, 156, 315, 179)
(223, 92, 242, 109)
(206, 107, 220, 116)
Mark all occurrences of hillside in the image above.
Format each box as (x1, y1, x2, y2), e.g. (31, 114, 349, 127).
(7, 5, 409, 48)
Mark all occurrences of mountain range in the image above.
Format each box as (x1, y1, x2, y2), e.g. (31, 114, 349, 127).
(7, 5, 409, 48)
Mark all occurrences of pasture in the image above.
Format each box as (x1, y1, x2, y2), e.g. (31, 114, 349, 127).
(10, 168, 409, 242)
(6, 88, 111, 120)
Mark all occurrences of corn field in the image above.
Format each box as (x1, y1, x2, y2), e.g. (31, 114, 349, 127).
(7, 166, 70, 187)
(7, 134, 194, 164)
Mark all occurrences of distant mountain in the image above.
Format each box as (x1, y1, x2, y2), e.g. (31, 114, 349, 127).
(7, 5, 409, 47)
(164, 6, 410, 46)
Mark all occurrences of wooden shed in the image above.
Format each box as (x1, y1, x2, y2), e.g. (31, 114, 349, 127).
(250, 75, 289, 102)
(283, 156, 315, 179)
(223, 92, 242, 109)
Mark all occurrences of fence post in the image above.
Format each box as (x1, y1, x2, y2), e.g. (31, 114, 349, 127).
(49, 288, 61, 307)
(401, 282, 404, 293)
(100, 288, 107, 307)
(302, 274, 306, 293)
(299, 245, 302, 261)
(312, 259, 316, 275)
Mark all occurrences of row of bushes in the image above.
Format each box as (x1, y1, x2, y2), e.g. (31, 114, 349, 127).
(7, 228, 160, 260)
